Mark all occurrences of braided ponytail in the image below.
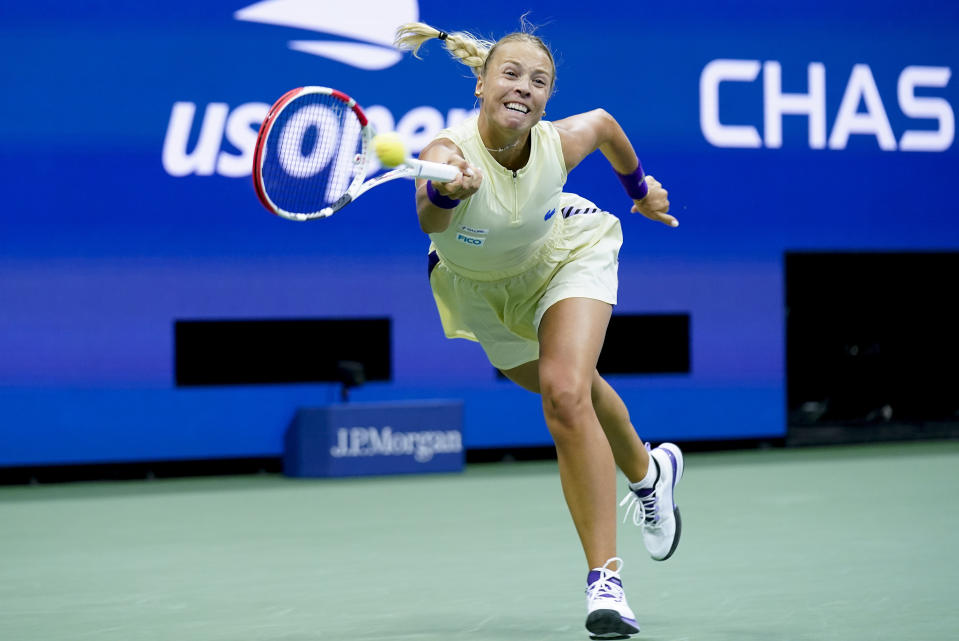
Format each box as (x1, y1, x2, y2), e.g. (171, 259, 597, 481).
(396, 18, 556, 94)
(394, 22, 494, 78)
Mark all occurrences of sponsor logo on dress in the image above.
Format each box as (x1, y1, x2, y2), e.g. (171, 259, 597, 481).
(456, 233, 485, 246)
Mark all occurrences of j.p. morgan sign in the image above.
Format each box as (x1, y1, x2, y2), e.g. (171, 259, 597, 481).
(284, 401, 464, 477)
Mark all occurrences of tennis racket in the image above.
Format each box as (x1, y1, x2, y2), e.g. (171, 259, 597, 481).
(252, 86, 460, 221)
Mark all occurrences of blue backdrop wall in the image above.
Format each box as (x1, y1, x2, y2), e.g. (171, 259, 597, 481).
(2, 0, 957, 465)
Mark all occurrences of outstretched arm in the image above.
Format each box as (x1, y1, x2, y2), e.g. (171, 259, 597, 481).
(554, 109, 677, 227)
(414, 138, 484, 234)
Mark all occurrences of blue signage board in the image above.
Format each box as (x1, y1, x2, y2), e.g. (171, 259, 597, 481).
(0, 0, 956, 465)
(284, 401, 464, 477)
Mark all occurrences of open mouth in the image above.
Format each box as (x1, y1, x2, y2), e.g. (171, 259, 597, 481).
(504, 102, 530, 114)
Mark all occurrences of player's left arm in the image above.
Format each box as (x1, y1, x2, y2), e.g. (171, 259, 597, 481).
(554, 109, 677, 227)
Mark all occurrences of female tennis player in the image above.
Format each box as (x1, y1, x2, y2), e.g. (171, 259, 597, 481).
(395, 20, 684, 639)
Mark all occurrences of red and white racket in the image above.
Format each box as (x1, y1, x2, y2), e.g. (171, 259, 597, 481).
(252, 87, 460, 221)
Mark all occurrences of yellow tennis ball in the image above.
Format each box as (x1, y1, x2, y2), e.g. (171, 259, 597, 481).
(373, 132, 406, 167)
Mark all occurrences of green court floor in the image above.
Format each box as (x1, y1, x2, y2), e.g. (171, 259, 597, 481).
(2, 440, 957, 641)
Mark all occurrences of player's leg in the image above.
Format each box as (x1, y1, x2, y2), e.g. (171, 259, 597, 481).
(590, 373, 650, 484)
(502, 348, 685, 563)
(536, 297, 616, 569)
(592, 373, 685, 561)
(537, 296, 638, 638)
(497, 359, 540, 392)
(499, 364, 651, 482)
(499, 364, 651, 483)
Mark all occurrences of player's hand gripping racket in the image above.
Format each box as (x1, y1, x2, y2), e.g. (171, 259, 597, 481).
(252, 86, 460, 221)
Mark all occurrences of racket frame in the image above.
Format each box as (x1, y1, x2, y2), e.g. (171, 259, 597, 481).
(253, 86, 372, 221)
(252, 86, 460, 222)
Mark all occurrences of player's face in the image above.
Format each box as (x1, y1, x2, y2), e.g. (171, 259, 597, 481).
(476, 41, 554, 134)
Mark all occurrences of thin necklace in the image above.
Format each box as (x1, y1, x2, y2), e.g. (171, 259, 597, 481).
(485, 137, 523, 154)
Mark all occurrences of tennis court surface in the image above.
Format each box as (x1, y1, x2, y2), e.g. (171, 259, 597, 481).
(2, 440, 957, 641)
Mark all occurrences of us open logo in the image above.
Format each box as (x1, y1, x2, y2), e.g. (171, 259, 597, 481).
(162, 0, 478, 179)
(234, 0, 419, 70)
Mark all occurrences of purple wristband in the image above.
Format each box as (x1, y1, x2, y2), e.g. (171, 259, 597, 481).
(617, 162, 648, 200)
(426, 180, 460, 209)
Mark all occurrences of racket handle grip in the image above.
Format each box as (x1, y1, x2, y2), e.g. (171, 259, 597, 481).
(406, 158, 461, 183)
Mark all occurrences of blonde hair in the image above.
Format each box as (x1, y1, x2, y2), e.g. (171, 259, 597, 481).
(394, 17, 556, 90)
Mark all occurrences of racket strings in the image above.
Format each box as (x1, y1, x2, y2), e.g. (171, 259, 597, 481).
(260, 92, 365, 216)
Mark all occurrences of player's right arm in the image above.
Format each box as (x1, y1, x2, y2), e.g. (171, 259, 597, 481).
(414, 138, 483, 233)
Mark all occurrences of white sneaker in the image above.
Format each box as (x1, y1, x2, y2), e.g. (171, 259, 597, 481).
(585, 557, 639, 639)
(620, 442, 685, 561)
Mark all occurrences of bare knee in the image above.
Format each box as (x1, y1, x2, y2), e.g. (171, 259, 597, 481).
(541, 370, 593, 432)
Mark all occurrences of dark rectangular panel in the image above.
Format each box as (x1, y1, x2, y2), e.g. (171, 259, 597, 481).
(599, 313, 690, 375)
(495, 313, 690, 377)
(786, 251, 959, 424)
(175, 318, 391, 386)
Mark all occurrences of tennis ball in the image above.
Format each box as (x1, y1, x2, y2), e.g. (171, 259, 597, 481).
(373, 132, 406, 167)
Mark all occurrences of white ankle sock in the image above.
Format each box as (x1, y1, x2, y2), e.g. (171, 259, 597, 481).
(629, 456, 660, 491)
